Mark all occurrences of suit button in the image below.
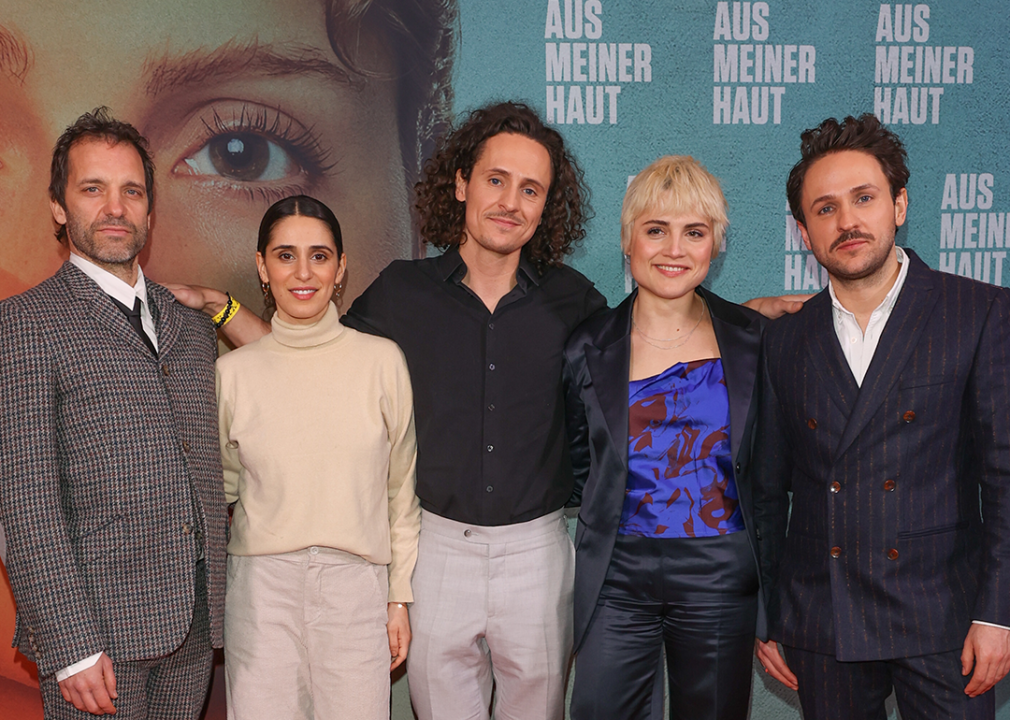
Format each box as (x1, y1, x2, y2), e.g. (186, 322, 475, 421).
(902, 410, 916, 423)
(829, 482, 841, 494)
(464, 529, 472, 537)
(807, 418, 818, 429)
(182, 522, 193, 535)
(182, 441, 191, 453)
(884, 479, 896, 492)
(735, 462, 742, 474)
(830, 546, 841, 558)
(162, 364, 170, 377)
(887, 548, 899, 560)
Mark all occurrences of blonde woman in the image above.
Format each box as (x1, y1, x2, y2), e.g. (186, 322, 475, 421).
(565, 157, 765, 719)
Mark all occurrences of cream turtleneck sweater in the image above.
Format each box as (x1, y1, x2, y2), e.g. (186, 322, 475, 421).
(216, 303, 419, 602)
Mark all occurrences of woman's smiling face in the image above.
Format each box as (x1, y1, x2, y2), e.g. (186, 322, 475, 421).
(0, 0, 412, 308)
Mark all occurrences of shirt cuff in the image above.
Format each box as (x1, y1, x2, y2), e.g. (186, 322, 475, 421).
(972, 620, 1010, 631)
(55, 652, 103, 682)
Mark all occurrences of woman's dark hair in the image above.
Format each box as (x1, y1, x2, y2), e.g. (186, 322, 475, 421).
(49, 107, 156, 245)
(786, 113, 910, 225)
(414, 101, 591, 273)
(257, 195, 344, 317)
(327, 0, 457, 258)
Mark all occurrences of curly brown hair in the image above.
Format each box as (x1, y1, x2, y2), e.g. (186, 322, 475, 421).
(414, 101, 591, 273)
(786, 113, 909, 226)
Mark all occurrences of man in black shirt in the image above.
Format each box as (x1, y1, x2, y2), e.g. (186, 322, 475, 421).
(343, 102, 605, 720)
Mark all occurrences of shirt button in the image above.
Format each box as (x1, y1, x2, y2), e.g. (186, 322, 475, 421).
(902, 410, 916, 423)
(488, 322, 495, 330)
(486, 486, 494, 493)
(488, 404, 495, 412)
(850, 337, 857, 344)
(807, 418, 818, 430)
(830, 482, 841, 494)
(464, 529, 472, 537)
(830, 546, 841, 558)
(309, 546, 319, 555)
(884, 479, 896, 492)
(487, 445, 494, 452)
(489, 363, 495, 371)
(887, 548, 899, 561)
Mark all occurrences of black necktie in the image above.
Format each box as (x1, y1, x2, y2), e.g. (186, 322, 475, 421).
(111, 296, 157, 356)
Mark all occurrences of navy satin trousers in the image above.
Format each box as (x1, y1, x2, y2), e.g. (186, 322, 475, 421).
(571, 531, 758, 720)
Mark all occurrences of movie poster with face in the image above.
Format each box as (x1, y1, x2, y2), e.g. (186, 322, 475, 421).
(1, 1, 1008, 719)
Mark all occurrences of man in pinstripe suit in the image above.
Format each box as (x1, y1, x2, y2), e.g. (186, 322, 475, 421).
(0, 109, 227, 718)
(753, 114, 1010, 719)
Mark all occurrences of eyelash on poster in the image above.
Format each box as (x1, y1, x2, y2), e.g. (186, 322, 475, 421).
(196, 104, 337, 197)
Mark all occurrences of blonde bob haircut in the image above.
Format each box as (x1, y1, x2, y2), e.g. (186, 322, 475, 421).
(620, 155, 729, 259)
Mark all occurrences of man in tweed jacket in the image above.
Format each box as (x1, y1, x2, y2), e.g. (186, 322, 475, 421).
(0, 109, 227, 718)
(753, 114, 1010, 719)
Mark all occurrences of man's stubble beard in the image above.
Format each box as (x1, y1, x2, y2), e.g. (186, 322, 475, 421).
(66, 214, 147, 269)
(815, 225, 897, 285)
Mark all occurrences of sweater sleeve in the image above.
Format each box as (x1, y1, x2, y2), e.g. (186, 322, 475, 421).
(382, 345, 420, 603)
(215, 364, 241, 506)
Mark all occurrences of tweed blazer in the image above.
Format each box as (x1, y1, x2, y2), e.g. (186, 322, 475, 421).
(0, 262, 228, 678)
(752, 249, 1010, 662)
(564, 287, 767, 653)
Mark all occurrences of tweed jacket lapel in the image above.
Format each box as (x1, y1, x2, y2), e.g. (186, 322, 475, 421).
(802, 291, 859, 420)
(58, 262, 158, 360)
(146, 279, 183, 359)
(832, 250, 938, 462)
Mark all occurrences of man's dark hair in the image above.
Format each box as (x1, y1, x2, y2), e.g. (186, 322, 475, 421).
(328, 0, 457, 257)
(49, 107, 156, 245)
(414, 101, 590, 273)
(786, 113, 909, 226)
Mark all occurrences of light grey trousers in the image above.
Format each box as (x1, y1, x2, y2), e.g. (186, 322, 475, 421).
(224, 548, 390, 720)
(407, 509, 575, 720)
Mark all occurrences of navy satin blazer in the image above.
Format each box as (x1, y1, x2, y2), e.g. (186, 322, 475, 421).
(563, 287, 767, 653)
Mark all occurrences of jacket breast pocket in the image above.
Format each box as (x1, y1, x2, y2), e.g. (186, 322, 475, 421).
(898, 374, 953, 390)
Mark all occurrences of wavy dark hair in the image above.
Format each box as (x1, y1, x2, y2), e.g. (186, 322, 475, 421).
(414, 101, 591, 272)
(787, 113, 910, 226)
(49, 107, 156, 245)
(257, 195, 344, 318)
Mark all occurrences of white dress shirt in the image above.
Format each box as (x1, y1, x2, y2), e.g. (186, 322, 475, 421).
(57, 255, 158, 682)
(828, 246, 908, 388)
(828, 246, 1006, 632)
(69, 253, 158, 352)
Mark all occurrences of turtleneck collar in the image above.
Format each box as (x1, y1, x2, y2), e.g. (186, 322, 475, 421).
(270, 302, 345, 349)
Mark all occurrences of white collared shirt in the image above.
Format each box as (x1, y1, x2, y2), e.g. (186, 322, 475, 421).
(69, 253, 158, 352)
(828, 246, 908, 387)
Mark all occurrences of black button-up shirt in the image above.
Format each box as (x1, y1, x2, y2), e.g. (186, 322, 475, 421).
(343, 246, 606, 526)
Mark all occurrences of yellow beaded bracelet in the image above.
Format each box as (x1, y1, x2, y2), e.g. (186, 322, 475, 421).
(212, 293, 241, 328)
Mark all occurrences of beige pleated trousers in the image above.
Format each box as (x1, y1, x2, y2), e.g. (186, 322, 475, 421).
(407, 509, 575, 720)
(225, 547, 390, 720)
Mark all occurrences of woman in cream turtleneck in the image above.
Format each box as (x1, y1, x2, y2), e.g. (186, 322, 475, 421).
(216, 195, 419, 719)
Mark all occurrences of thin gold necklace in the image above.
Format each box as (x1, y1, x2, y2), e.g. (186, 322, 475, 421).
(632, 298, 707, 351)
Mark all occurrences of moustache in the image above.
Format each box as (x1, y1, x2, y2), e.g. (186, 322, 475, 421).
(486, 211, 522, 225)
(830, 230, 874, 251)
